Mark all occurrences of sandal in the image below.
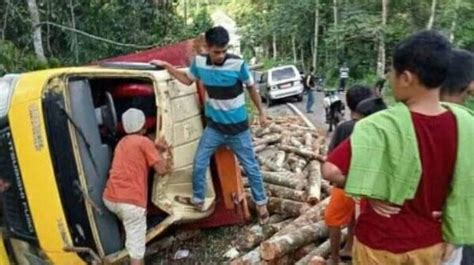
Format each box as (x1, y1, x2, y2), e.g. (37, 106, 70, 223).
(174, 196, 205, 212)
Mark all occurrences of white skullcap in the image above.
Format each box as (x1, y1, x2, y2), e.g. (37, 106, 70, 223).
(122, 108, 146, 134)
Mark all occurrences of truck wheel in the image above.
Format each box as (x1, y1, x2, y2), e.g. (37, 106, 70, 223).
(296, 93, 303, 102)
(266, 96, 273, 107)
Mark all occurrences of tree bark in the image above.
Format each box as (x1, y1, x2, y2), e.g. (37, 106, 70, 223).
(265, 183, 307, 202)
(236, 219, 293, 251)
(261, 171, 307, 190)
(1, 0, 10, 40)
(449, 0, 460, 42)
(295, 229, 348, 265)
(274, 196, 329, 237)
(272, 32, 277, 60)
(260, 221, 329, 260)
(312, 0, 320, 69)
(301, 46, 306, 72)
(26, 0, 46, 62)
(376, 0, 388, 77)
(69, 0, 79, 64)
(292, 33, 298, 65)
(427, 0, 437, 29)
(279, 145, 325, 163)
(267, 197, 311, 217)
(307, 161, 322, 204)
(230, 247, 262, 265)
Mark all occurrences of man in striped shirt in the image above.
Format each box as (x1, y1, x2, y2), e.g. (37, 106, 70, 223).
(151, 26, 270, 224)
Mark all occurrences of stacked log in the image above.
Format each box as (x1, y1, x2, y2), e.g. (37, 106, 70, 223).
(230, 115, 348, 264)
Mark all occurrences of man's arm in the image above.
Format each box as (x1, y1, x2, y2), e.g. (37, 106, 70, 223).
(150, 60, 194, 86)
(247, 84, 268, 126)
(322, 161, 347, 187)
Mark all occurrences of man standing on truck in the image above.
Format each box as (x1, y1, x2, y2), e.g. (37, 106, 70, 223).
(103, 108, 173, 265)
(150, 26, 270, 224)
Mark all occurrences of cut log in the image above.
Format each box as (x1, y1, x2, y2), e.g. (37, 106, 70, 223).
(230, 247, 261, 265)
(265, 183, 307, 202)
(262, 171, 307, 190)
(260, 221, 329, 260)
(321, 180, 331, 196)
(304, 132, 313, 147)
(275, 197, 329, 237)
(236, 218, 295, 251)
(268, 214, 289, 224)
(254, 134, 282, 146)
(269, 123, 284, 134)
(273, 151, 286, 168)
(267, 197, 311, 217)
(259, 157, 288, 172)
(254, 144, 268, 153)
(295, 229, 348, 265)
(294, 243, 317, 261)
(306, 161, 322, 204)
(279, 145, 325, 163)
(255, 126, 271, 138)
(292, 158, 308, 174)
(290, 137, 304, 148)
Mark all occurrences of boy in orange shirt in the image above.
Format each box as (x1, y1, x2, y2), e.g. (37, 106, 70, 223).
(103, 108, 172, 265)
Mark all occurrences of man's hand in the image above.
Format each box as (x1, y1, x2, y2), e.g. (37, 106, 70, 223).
(149, 59, 171, 69)
(155, 136, 171, 152)
(368, 199, 401, 218)
(259, 112, 269, 127)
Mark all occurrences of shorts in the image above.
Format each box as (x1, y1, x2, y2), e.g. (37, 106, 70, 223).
(104, 199, 147, 259)
(324, 187, 355, 227)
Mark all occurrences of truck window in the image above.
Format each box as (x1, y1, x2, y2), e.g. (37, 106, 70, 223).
(270, 67, 297, 82)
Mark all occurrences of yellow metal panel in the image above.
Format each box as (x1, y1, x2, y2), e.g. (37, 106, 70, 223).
(8, 74, 85, 264)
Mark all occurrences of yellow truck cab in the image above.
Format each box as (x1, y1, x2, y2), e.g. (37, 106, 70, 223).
(0, 64, 239, 264)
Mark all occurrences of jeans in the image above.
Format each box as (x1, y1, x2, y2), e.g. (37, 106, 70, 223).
(306, 90, 315, 112)
(191, 127, 268, 205)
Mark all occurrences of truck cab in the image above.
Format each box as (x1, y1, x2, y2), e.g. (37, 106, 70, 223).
(0, 65, 248, 264)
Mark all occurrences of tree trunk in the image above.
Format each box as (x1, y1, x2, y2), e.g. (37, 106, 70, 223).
(1, 0, 10, 40)
(376, 0, 388, 77)
(230, 247, 262, 265)
(449, 0, 460, 42)
(184, 0, 188, 24)
(312, 0, 320, 69)
(274, 196, 329, 237)
(267, 197, 310, 217)
(295, 229, 348, 265)
(236, 219, 293, 251)
(69, 0, 79, 64)
(265, 183, 307, 202)
(26, 0, 46, 62)
(260, 221, 329, 261)
(307, 161, 322, 204)
(427, 0, 437, 29)
(278, 145, 325, 162)
(272, 33, 277, 60)
(292, 34, 298, 65)
(261, 171, 307, 190)
(301, 46, 306, 72)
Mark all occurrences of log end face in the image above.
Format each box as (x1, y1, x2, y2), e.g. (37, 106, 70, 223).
(260, 242, 278, 261)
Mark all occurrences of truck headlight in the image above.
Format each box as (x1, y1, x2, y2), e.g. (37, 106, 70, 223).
(0, 74, 19, 127)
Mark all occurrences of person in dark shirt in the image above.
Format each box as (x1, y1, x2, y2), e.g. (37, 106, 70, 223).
(304, 67, 316, 113)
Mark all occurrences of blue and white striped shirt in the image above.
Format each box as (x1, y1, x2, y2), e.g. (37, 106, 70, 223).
(187, 54, 254, 135)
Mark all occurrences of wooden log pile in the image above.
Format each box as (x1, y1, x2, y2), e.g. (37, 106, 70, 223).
(230, 115, 345, 265)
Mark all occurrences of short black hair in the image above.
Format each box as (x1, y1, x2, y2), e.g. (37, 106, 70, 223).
(356, 97, 387, 117)
(346, 85, 373, 112)
(393, 30, 452, 89)
(441, 49, 474, 96)
(205, 26, 229, 47)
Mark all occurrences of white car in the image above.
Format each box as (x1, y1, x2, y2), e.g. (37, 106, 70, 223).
(257, 65, 304, 106)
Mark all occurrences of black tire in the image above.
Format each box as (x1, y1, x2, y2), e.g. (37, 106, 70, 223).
(265, 95, 273, 107)
(296, 93, 304, 102)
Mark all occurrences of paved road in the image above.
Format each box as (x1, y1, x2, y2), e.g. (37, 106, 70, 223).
(265, 91, 349, 131)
